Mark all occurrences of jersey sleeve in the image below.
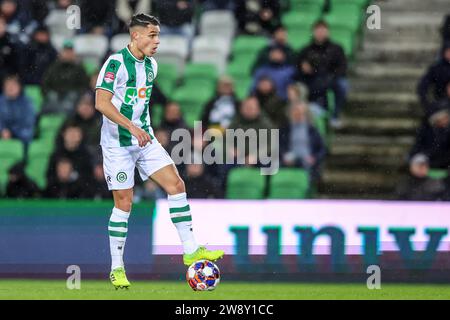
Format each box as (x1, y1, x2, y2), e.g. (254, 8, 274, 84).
(96, 56, 123, 94)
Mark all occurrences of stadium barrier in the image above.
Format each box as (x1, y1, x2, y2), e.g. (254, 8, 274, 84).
(1, 200, 450, 282)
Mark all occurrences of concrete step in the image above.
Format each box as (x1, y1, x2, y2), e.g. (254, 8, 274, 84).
(373, 0, 450, 13)
(350, 62, 427, 81)
(349, 77, 417, 93)
(319, 169, 400, 195)
(335, 116, 420, 136)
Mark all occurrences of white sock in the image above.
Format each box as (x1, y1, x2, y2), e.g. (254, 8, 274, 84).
(108, 207, 130, 271)
(168, 192, 199, 254)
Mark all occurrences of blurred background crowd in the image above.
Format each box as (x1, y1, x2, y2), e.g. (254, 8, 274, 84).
(0, 0, 449, 202)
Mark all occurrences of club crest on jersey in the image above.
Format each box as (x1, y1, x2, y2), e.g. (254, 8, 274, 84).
(147, 71, 154, 82)
(104, 72, 115, 84)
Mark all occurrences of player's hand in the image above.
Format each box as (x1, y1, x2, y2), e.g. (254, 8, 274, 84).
(129, 125, 152, 147)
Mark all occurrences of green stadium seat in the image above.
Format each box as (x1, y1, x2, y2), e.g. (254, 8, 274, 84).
(330, 29, 355, 58)
(282, 11, 322, 30)
(28, 139, 54, 158)
(156, 63, 179, 95)
(226, 63, 251, 79)
(330, 0, 368, 10)
(173, 85, 213, 128)
(228, 53, 259, 75)
(39, 114, 66, 140)
(82, 60, 98, 76)
(156, 78, 176, 96)
(24, 85, 43, 113)
(25, 155, 50, 190)
(232, 36, 268, 57)
(0, 139, 24, 193)
(428, 169, 448, 180)
(226, 167, 266, 199)
(268, 168, 309, 199)
(289, 0, 324, 15)
(182, 63, 219, 89)
(325, 3, 363, 33)
(287, 26, 312, 50)
(232, 77, 252, 100)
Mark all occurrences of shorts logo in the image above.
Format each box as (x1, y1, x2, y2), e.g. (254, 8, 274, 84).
(106, 176, 112, 183)
(116, 172, 127, 183)
(104, 72, 115, 84)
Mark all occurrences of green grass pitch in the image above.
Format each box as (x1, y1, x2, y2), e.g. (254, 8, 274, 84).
(0, 280, 450, 300)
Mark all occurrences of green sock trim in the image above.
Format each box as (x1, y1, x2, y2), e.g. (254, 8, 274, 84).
(171, 215, 192, 223)
(108, 221, 128, 228)
(109, 230, 127, 238)
(169, 205, 190, 214)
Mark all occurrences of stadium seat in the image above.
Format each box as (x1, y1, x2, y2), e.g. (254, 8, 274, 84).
(228, 53, 259, 76)
(232, 36, 268, 57)
(156, 63, 179, 95)
(289, 0, 324, 15)
(192, 36, 230, 74)
(45, 9, 75, 39)
(428, 169, 449, 180)
(173, 85, 214, 128)
(226, 167, 266, 199)
(39, 114, 66, 141)
(232, 77, 252, 100)
(24, 85, 43, 113)
(74, 34, 109, 68)
(268, 168, 310, 199)
(150, 104, 164, 128)
(50, 34, 66, 52)
(199, 10, 236, 41)
(330, 0, 368, 10)
(25, 156, 50, 190)
(0, 139, 24, 192)
(154, 35, 189, 72)
(183, 63, 219, 88)
(287, 26, 313, 50)
(330, 29, 355, 58)
(110, 33, 130, 53)
(282, 11, 322, 30)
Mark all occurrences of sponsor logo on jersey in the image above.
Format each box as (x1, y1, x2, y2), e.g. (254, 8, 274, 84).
(104, 72, 115, 84)
(124, 86, 152, 105)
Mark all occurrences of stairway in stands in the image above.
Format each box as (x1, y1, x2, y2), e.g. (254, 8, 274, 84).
(318, 0, 448, 199)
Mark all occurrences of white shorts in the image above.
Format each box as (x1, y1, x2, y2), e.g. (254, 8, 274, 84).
(101, 141, 174, 190)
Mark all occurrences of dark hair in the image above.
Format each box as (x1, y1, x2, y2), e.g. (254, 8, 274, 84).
(129, 13, 160, 29)
(313, 20, 329, 30)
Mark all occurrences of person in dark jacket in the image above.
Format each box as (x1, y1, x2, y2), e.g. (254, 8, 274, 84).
(252, 45, 296, 101)
(410, 107, 450, 169)
(0, 16, 20, 90)
(417, 41, 450, 110)
(296, 20, 348, 126)
(234, 0, 281, 36)
(41, 40, 90, 114)
(5, 161, 40, 198)
(159, 101, 189, 154)
(279, 102, 327, 183)
(201, 75, 239, 131)
(184, 162, 223, 199)
(46, 124, 93, 187)
(0, 75, 35, 156)
(253, 75, 287, 128)
(252, 25, 296, 73)
(44, 157, 86, 199)
(396, 153, 445, 201)
(19, 25, 57, 85)
(154, 0, 194, 40)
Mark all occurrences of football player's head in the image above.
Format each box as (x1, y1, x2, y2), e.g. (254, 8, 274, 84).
(129, 13, 160, 57)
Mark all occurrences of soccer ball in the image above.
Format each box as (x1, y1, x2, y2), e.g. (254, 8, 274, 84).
(186, 260, 220, 291)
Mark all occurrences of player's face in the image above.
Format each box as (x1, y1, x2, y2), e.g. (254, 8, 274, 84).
(136, 24, 160, 57)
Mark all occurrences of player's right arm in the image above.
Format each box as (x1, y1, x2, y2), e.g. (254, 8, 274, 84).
(95, 89, 151, 147)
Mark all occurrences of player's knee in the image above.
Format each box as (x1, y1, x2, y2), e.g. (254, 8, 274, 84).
(114, 193, 133, 212)
(167, 178, 185, 195)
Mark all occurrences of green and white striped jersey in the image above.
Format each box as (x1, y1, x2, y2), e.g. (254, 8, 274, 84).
(96, 46, 157, 147)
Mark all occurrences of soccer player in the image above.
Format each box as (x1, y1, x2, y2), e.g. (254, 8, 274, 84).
(95, 14, 224, 289)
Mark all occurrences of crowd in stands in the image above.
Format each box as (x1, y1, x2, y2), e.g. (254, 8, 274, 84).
(0, 0, 354, 201)
(397, 15, 450, 201)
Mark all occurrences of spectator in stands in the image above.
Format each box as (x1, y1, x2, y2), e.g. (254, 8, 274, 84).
(441, 14, 450, 44)
(184, 163, 223, 198)
(201, 76, 239, 131)
(19, 25, 57, 85)
(0, 75, 35, 156)
(20, 0, 49, 25)
(287, 82, 326, 118)
(228, 96, 274, 164)
(0, 0, 37, 44)
(252, 45, 296, 101)
(5, 161, 40, 198)
(418, 41, 450, 111)
(63, 93, 101, 155)
(234, 0, 280, 36)
(0, 16, 20, 89)
(252, 25, 295, 72)
(279, 102, 326, 183)
(79, 0, 117, 35)
(116, 0, 152, 32)
(47, 124, 93, 187)
(41, 40, 90, 115)
(396, 153, 445, 201)
(410, 107, 450, 169)
(200, 0, 234, 11)
(253, 76, 287, 128)
(44, 157, 85, 199)
(428, 81, 450, 118)
(159, 101, 189, 154)
(296, 20, 348, 127)
(155, 0, 194, 40)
